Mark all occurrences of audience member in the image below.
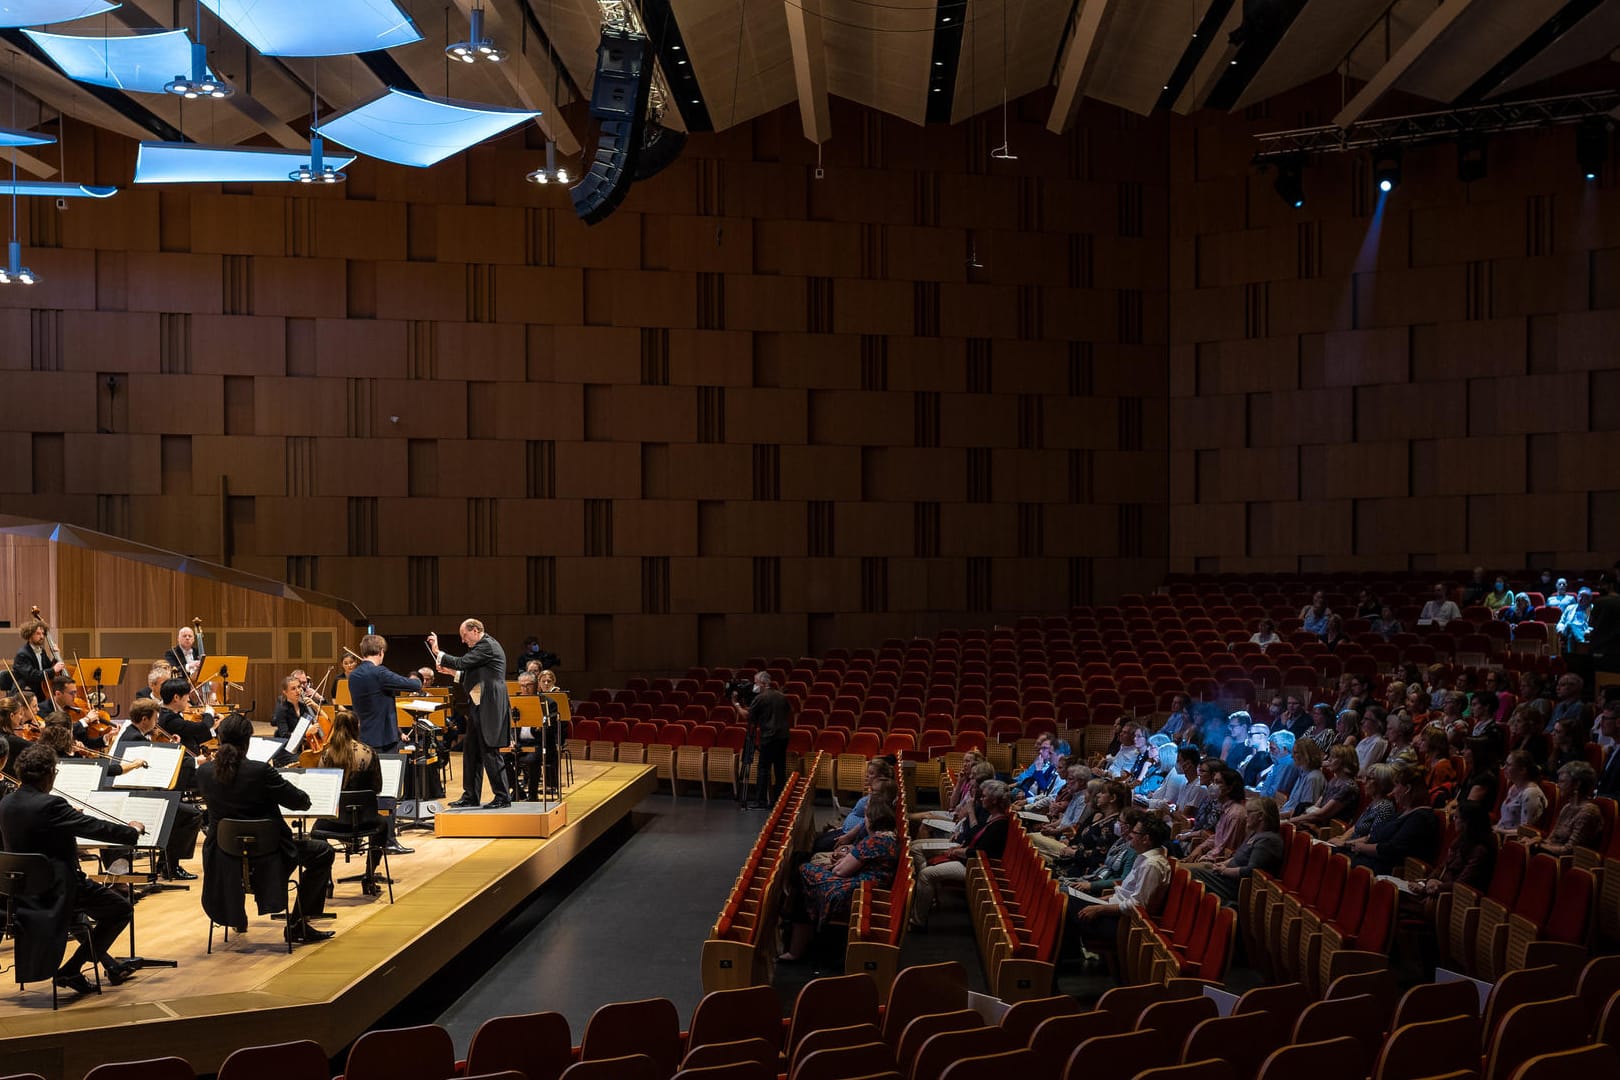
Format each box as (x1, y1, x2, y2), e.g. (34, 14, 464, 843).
(1385, 712, 1417, 768)
(1320, 613, 1348, 651)
(1463, 567, 1489, 606)
(910, 780, 1010, 930)
(1410, 799, 1496, 919)
(1247, 730, 1297, 799)
(1416, 727, 1460, 806)
(1494, 751, 1547, 835)
(912, 753, 985, 838)
(1066, 807, 1142, 895)
(1159, 694, 1191, 742)
(1185, 767, 1248, 863)
(1134, 734, 1176, 797)
(1326, 763, 1398, 850)
(1278, 739, 1325, 818)
(1187, 797, 1283, 906)
(1508, 705, 1550, 770)
(1600, 701, 1620, 799)
(1029, 765, 1092, 858)
(1290, 745, 1360, 829)
(1420, 584, 1462, 627)
(1347, 763, 1440, 875)
(1355, 710, 1388, 769)
(1558, 587, 1593, 645)
(1299, 591, 1331, 636)
(779, 790, 899, 961)
(1456, 732, 1505, 808)
(1373, 605, 1404, 639)
(1548, 716, 1588, 774)
(1303, 704, 1339, 753)
(1531, 761, 1603, 857)
(1056, 780, 1129, 874)
(1484, 575, 1515, 614)
(1249, 619, 1280, 649)
(1548, 673, 1590, 733)
(1546, 577, 1577, 610)
(1070, 816, 1172, 949)
(1275, 695, 1309, 738)
(1149, 746, 1201, 811)
(1219, 713, 1253, 770)
(815, 757, 894, 852)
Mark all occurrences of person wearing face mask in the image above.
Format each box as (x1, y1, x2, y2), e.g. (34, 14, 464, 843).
(1484, 576, 1515, 615)
(1133, 734, 1176, 796)
(1066, 807, 1144, 896)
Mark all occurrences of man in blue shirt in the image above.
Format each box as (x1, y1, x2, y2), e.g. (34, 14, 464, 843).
(1559, 588, 1593, 646)
(1249, 730, 1298, 801)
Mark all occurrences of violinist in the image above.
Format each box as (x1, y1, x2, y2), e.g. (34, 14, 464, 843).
(1, 742, 145, 994)
(158, 678, 215, 755)
(50, 678, 108, 753)
(1, 696, 31, 764)
(14, 617, 66, 713)
(106, 700, 203, 881)
(133, 661, 172, 702)
(163, 625, 205, 684)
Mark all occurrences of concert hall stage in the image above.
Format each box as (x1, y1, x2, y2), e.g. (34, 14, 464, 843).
(0, 761, 657, 1080)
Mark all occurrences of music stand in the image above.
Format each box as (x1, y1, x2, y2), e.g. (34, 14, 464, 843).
(397, 699, 449, 832)
(72, 658, 126, 713)
(203, 656, 249, 709)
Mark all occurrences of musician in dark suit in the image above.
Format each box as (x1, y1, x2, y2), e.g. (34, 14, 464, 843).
(196, 713, 335, 945)
(0, 743, 142, 994)
(162, 625, 205, 683)
(350, 634, 422, 754)
(105, 700, 203, 881)
(158, 677, 215, 755)
(430, 619, 511, 808)
(13, 616, 66, 715)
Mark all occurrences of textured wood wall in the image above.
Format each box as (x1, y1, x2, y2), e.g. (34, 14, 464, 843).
(1170, 81, 1620, 578)
(0, 97, 1169, 687)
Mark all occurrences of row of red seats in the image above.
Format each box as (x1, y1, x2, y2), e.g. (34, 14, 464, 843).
(1441, 839, 1597, 982)
(1124, 864, 1236, 984)
(966, 816, 1067, 1002)
(842, 762, 915, 998)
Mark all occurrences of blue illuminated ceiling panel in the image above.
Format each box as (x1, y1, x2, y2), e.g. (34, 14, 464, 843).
(0, 1, 116, 28)
(133, 141, 357, 184)
(0, 180, 115, 197)
(0, 126, 55, 146)
(200, 0, 420, 57)
(314, 89, 537, 168)
(23, 29, 212, 94)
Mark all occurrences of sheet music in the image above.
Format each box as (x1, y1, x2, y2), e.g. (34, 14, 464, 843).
(1377, 874, 1415, 895)
(400, 698, 443, 713)
(281, 768, 344, 817)
(55, 760, 107, 805)
(125, 794, 177, 850)
(284, 715, 313, 752)
(113, 744, 185, 789)
(379, 755, 405, 799)
(75, 792, 130, 847)
(248, 737, 284, 763)
(1065, 885, 1107, 905)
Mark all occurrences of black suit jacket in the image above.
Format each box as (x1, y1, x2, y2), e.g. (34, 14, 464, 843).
(349, 660, 422, 748)
(195, 759, 310, 923)
(0, 783, 138, 980)
(12, 643, 56, 712)
(163, 643, 206, 676)
(159, 707, 215, 755)
(438, 635, 510, 745)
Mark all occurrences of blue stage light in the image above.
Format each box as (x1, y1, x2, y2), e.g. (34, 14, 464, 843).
(0, 180, 115, 197)
(133, 142, 358, 184)
(23, 29, 219, 95)
(0, 1, 115, 28)
(314, 89, 536, 168)
(200, 0, 421, 57)
(0, 126, 55, 146)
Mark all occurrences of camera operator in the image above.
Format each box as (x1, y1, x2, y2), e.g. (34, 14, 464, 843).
(735, 671, 792, 808)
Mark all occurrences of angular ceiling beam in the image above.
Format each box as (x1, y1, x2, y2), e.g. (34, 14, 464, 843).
(451, 0, 580, 155)
(1334, 0, 1479, 128)
(1046, 0, 1115, 134)
(783, 0, 830, 143)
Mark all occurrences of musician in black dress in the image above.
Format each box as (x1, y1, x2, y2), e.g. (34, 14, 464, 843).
(0, 743, 143, 994)
(196, 713, 335, 945)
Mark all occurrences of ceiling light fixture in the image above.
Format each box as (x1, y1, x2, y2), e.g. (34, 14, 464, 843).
(526, 138, 570, 185)
(166, 2, 231, 98)
(446, 3, 506, 63)
(289, 133, 346, 183)
(3, 61, 35, 286)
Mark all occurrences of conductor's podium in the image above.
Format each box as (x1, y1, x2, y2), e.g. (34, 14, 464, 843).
(433, 798, 568, 838)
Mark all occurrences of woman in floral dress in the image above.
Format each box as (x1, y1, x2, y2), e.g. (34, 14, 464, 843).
(780, 791, 900, 961)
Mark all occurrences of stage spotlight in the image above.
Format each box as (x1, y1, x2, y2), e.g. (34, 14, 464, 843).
(1456, 133, 1487, 183)
(1372, 147, 1401, 194)
(1577, 117, 1608, 182)
(1273, 156, 1305, 209)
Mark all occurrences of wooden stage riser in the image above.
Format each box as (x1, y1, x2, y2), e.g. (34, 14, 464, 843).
(0, 763, 656, 1080)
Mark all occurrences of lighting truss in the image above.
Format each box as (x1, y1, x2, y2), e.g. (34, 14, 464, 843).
(1252, 90, 1620, 161)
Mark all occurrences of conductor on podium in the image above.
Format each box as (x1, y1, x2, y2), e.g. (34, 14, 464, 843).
(430, 619, 511, 809)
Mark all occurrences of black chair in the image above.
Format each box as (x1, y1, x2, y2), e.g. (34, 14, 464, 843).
(209, 818, 300, 954)
(309, 789, 392, 902)
(0, 851, 104, 1009)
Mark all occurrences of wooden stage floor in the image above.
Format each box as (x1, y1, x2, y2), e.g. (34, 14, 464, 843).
(0, 760, 657, 1080)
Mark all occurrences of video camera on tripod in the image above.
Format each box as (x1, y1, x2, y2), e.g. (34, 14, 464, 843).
(726, 677, 759, 708)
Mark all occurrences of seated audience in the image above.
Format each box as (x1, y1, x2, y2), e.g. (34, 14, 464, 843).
(1187, 797, 1283, 906)
(1065, 807, 1142, 895)
(1249, 730, 1298, 800)
(1220, 713, 1256, 770)
(1320, 613, 1348, 651)
(1249, 620, 1280, 649)
(1600, 702, 1620, 799)
(1410, 799, 1497, 919)
(1419, 584, 1461, 627)
(1148, 746, 1201, 811)
(1278, 738, 1325, 818)
(1416, 727, 1460, 806)
(1530, 761, 1603, 857)
(910, 780, 1010, 930)
(912, 752, 984, 837)
(1030, 765, 1093, 857)
(1547, 716, 1588, 774)
(1484, 575, 1515, 614)
(1185, 767, 1248, 863)
(1548, 673, 1590, 733)
(1290, 745, 1360, 829)
(1303, 704, 1339, 753)
(1133, 734, 1176, 797)
(780, 790, 899, 961)
(1456, 732, 1505, 808)
(1501, 594, 1535, 625)
(1546, 577, 1577, 610)
(1300, 591, 1331, 635)
(1354, 709, 1388, 769)
(1373, 604, 1404, 639)
(1326, 763, 1398, 850)
(1558, 587, 1593, 644)
(1347, 763, 1440, 876)
(1158, 694, 1192, 742)
(816, 757, 893, 852)
(1070, 816, 1173, 949)
(1494, 751, 1547, 835)
(1055, 780, 1129, 874)
(1508, 705, 1550, 770)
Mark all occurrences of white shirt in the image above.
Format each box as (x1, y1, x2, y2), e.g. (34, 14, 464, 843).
(1112, 846, 1171, 912)
(1419, 600, 1461, 626)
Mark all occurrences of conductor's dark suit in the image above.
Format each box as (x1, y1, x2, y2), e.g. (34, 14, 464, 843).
(0, 784, 138, 981)
(437, 633, 510, 802)
(196, 759, 333, 927)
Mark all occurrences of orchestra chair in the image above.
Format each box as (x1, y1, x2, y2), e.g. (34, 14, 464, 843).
(1370, 1015, 1480, 1080)
(1028, 1011, 1121, 1076)
(0, 851, 105, 1009)
(1132, 1062, 1237, 1080)
(1482, 997, 1584, 1080)
(1255, 1037, 1367, 1080)
(83, 1061, 193, 1080)
(937, 1049, 1037, 1080)
(462, 1012, 572, 1080)
(1063, 1031, 1176, 1080)
(1509, 1043, 1620, 1080)
(669, 1064, 771, 1080)
(997, 996, 1087, 1046)
(1391, 978, 1479, 1033)
(1180, 1012, 1286, 1078)
(679, 1040, 777, 1074)
(310, 789, 393, 902)
(208, 818, 303, 955)
(339, 1026, 455, 1080)
(685, 985, 782, 1054)
(788, 1043, 894, 1080)
(218, 1040, 329, 1080)
(558, 1057, 657, 1080)
(879, 962, 969, 1050)
(789, 1026, 883, 1079)
(785, 974, 880, 1054)
(911, 1028, 1019, 1080)
(579, 998, 682, 1080)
